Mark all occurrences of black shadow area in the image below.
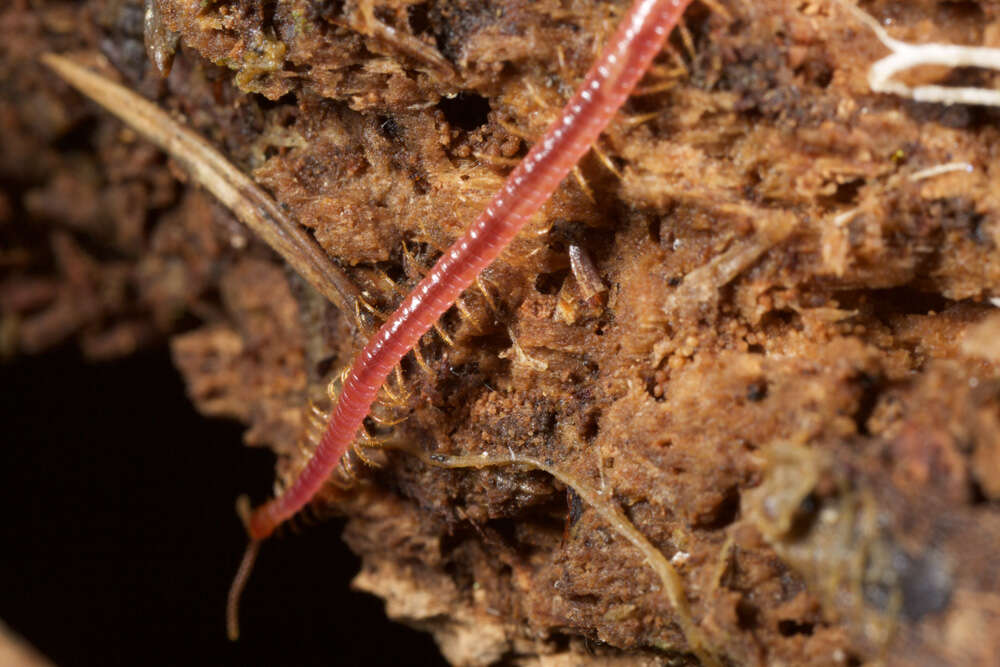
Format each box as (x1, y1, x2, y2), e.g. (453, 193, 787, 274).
(0, 346, 447, 666)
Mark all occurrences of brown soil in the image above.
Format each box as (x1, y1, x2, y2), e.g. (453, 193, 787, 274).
(4, 0, 1000, 665)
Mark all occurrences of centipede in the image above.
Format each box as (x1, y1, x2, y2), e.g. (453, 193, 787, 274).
(26, 2, 1000, 665)
(43, 0, 708, 659)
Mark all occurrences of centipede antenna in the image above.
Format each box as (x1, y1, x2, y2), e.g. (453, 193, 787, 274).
(226, 538, 261, 641)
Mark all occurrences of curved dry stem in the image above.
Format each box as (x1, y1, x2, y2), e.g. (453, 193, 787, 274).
(40, 53, 362, 328)
(394, 446, 721, 667)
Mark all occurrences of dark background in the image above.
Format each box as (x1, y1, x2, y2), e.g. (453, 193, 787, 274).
(0, 345, 447, 666)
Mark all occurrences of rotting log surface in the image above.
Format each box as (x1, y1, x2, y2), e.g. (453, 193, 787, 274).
(3, 1, 1000, 665)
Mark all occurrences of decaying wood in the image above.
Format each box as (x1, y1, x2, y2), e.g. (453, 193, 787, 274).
(4, 1, 1000, 665)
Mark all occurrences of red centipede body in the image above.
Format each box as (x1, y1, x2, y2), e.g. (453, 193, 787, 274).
(247, 0, 693, 540)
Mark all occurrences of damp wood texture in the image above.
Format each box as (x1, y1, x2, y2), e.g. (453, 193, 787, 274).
(4, 1, 1000, 665)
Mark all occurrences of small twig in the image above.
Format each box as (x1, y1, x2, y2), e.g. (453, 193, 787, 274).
(840, 0, 1000, 107)
(40, 53, 362, 327)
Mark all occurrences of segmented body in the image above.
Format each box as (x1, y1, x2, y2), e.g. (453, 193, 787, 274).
(247, 0, 693, 540)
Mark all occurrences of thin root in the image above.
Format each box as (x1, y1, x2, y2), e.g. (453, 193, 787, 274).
(840, 0, 1000, 107)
